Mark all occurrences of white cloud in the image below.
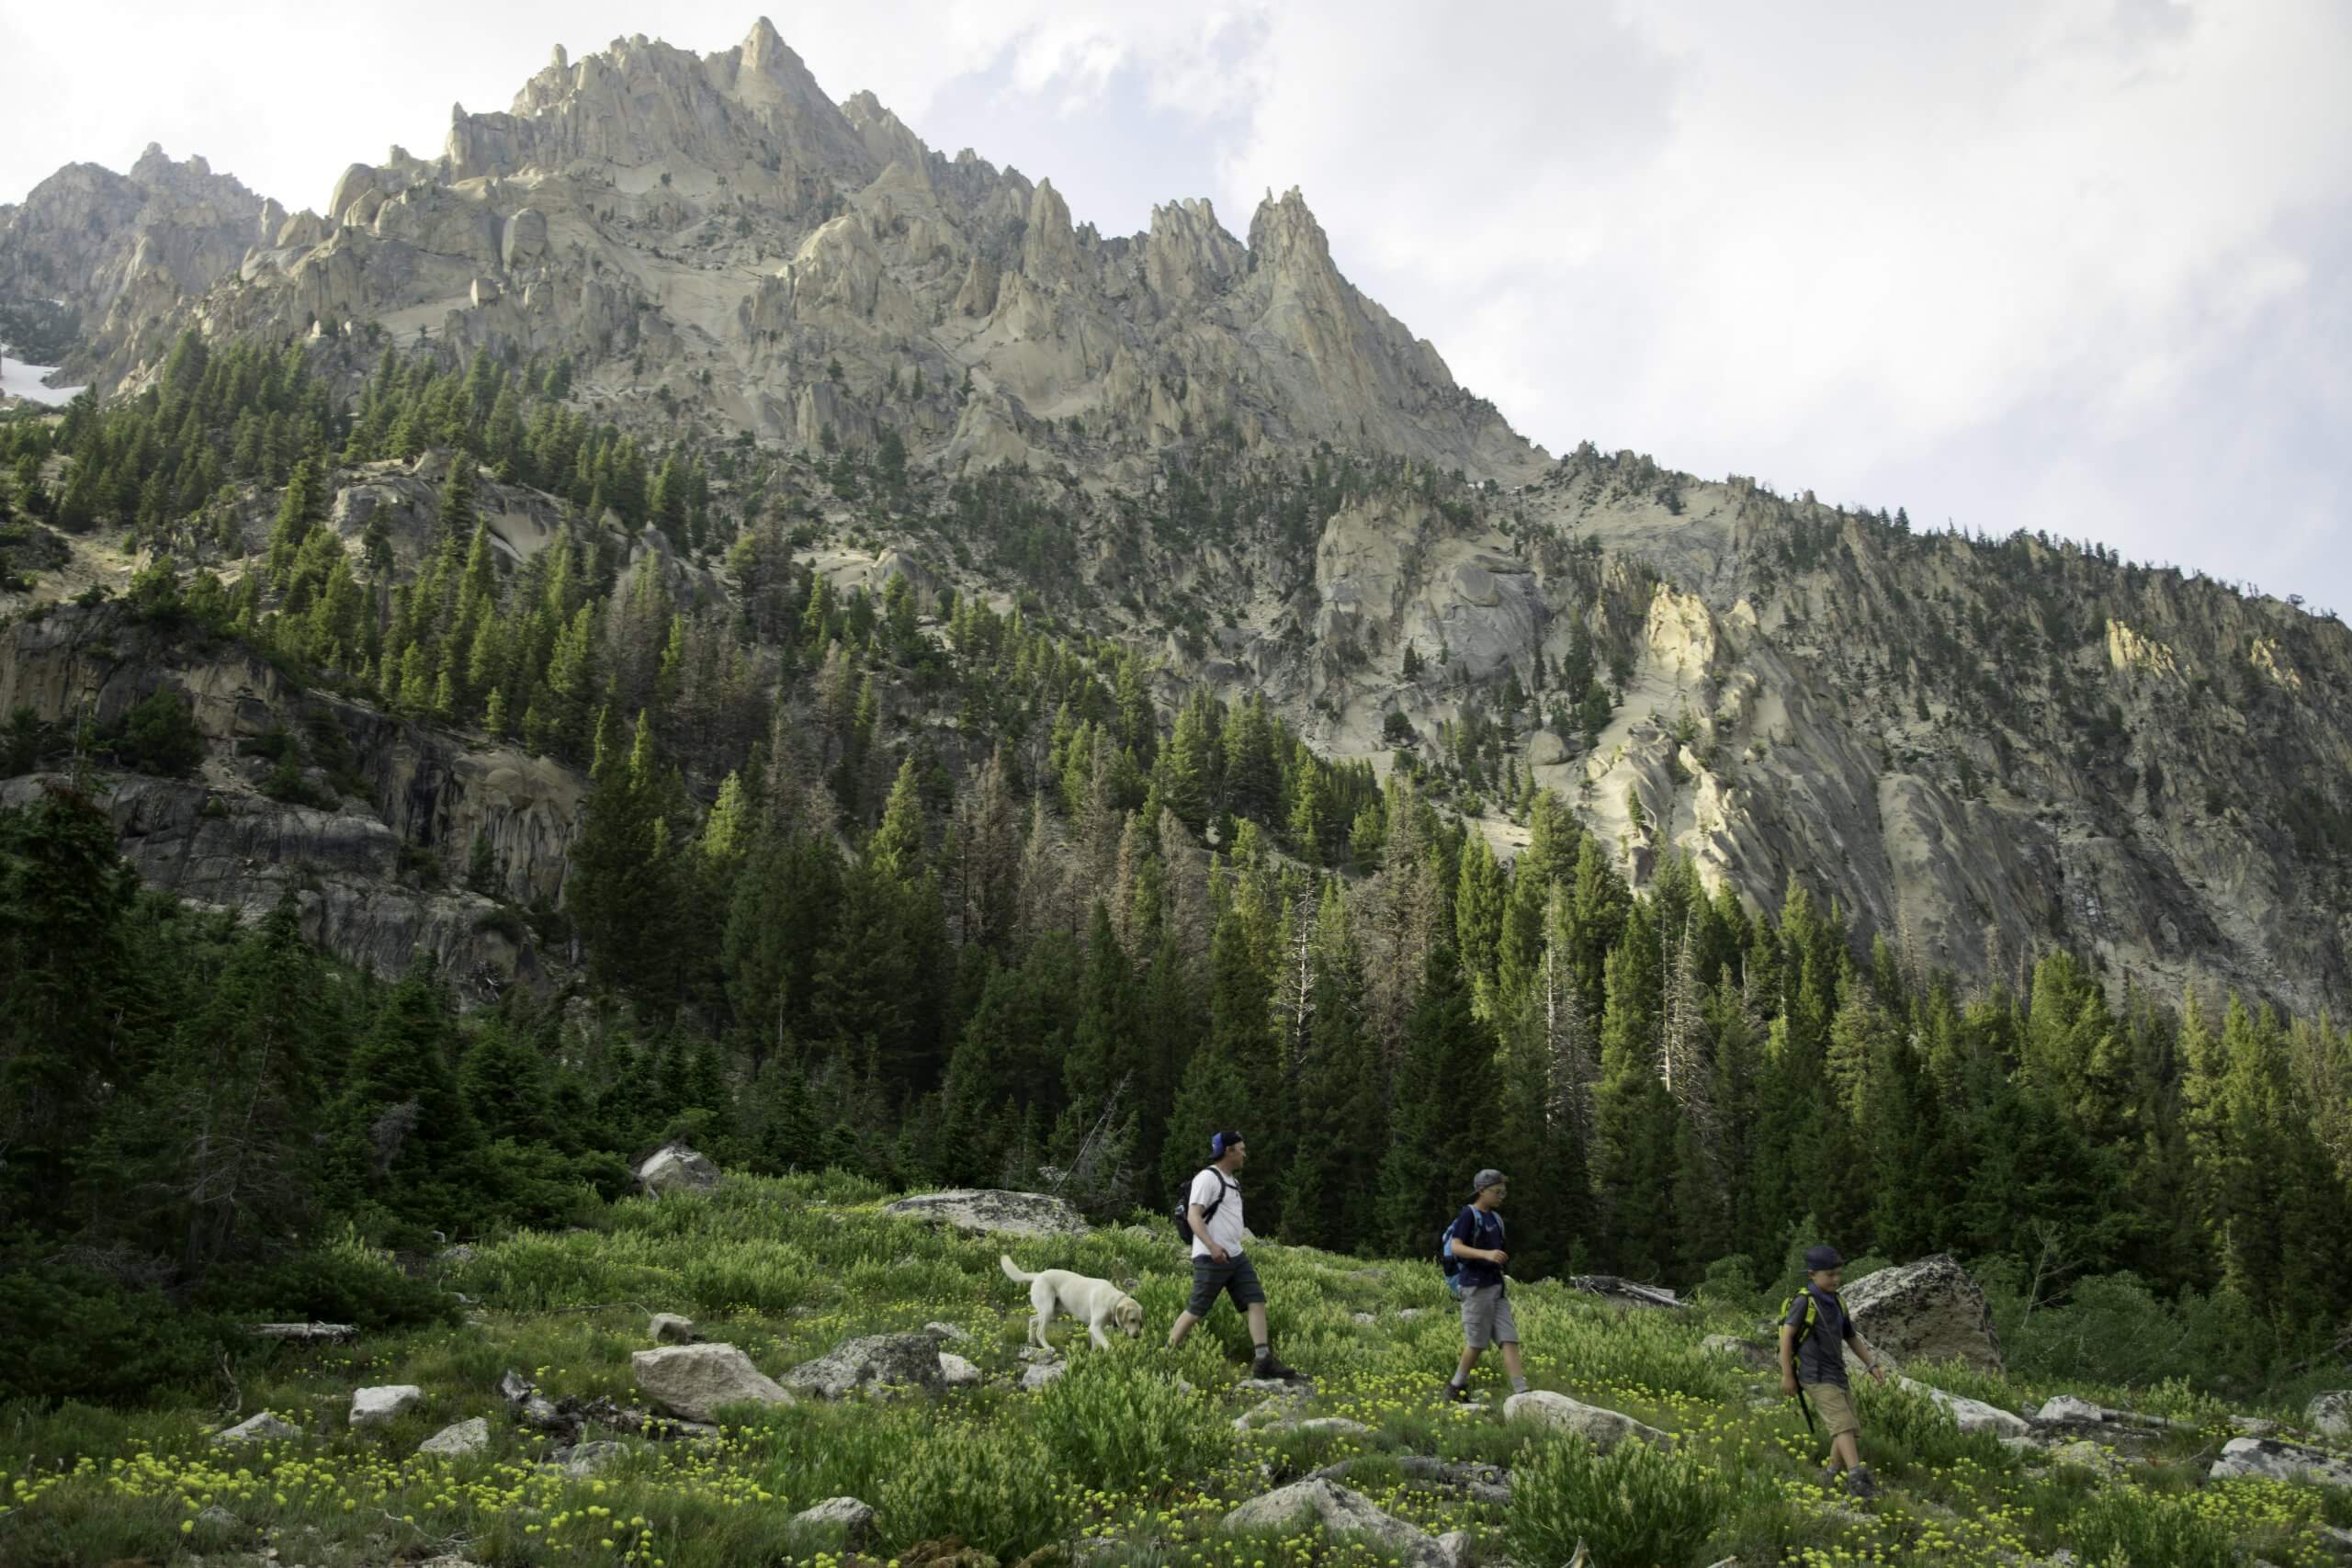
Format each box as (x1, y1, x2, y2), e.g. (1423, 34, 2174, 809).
(5, 1, 2346, 607)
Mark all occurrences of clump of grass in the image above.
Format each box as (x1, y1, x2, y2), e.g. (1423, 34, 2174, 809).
(1509, 1435, 1738, 1567)
(1033, 1350, 1226, 1494)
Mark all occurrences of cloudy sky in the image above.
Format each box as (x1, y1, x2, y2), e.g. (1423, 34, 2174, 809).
(7, 1, 2349, 612)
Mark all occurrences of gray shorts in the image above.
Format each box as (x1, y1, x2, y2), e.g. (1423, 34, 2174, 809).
(1461, 1284, 1518, 1348)
(1188, 1253, 1267, 1315)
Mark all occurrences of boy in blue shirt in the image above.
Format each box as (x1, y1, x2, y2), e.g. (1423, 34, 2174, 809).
(1780, 1244, 1888, 1496)
(1445, 1169, 1529, 1402)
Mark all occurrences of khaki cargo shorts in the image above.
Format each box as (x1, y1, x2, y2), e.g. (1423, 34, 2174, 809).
(1804, 1381, 1860, 1438)
(1460, 1284, 1519, 1349)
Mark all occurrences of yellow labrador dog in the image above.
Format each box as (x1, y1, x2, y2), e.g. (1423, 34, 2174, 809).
(1000, 1254, 1145, 1350)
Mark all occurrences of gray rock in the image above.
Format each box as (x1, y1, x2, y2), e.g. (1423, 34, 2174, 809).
(1898, 1378, 2030, 1438)
(418, 1416, 490, 1457)
(1224, 1479, 1446, 1568)
(563, 1440, 633, 1479)
(1566, 1275, 1689, 1311)
(2042, 1438, 2128, 1475)
(437, 1243, 478, 1266)
(791, 1496, 877, 1551)
(211, 1411, 301, 1446)
(350, 1384, 425, 1428)
(1021, 1360, 1068, 1390)
(880, 1189, 1089, 1237)
(923, 1321, 971, 1343)
(939, 1352, 981, 1387)
(1237, 1376, 1314, 1393)
(1502, 1390, 1672, 1452)
(1396, 1308, 1424, 1322)
(1704, 1334, 1777, 1371)
(1840, 1255, 2004, 1374)
(502, 208, 548, 268)
(629, 1344, 792, 1423)
(1436, 1530, 1470, 1568)
(1352, 1312, 1377, 1325)
(195, 1504, 241, 1530)
(2210, 1437, 2352, 1488)
(785, 1333, 948, 1400)
(648, 1312, 700, 1344)
(2307, 1390, 2352, 1440)
(2035, 1394, 2105, 1425)
(636, 1142, 719, 1195)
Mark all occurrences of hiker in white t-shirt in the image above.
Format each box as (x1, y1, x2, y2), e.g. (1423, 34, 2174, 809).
(1164, 1131, 1300, 1381)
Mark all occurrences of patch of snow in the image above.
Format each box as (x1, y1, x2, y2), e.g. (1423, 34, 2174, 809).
(0, 350, 86, 407)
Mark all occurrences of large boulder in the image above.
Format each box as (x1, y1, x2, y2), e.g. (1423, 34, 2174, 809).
(792, 1497, 877, 1551)
(1899, 1378, 2030, 1438)
(2308, 1391, 2352, 1439)
(881, 1189, 1088, 1237)
(939, 1352, 982, 1388)
(1502, 1390, 1671, 1452)
(636, 1142, 720, 1196)
(1223, 1479, 1446, 1568)
(783, 1334, 947, 1400)
(211, 1412, 301, 1446)
(2210, 1437, 2352, 1488)
(629, 1344, 792, 1423)
(1566, 1276, 1689, 1311)
(350, 1385, 425, 1428)
(501, 208, 548, 268)
(1839, 1255, 2004, 1374)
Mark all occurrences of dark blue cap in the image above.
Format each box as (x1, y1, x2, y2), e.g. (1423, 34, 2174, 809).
(1211, 1131, 1245, 1156)
(1804, 1245, 1844, 1271)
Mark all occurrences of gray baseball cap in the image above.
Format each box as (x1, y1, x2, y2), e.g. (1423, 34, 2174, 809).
(1472, 1168, 1507, 1196)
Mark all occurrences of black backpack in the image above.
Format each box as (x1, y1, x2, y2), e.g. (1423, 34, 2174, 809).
(1171, 1168, 1230, 1247)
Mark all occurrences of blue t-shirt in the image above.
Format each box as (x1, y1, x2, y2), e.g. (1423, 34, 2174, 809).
(1783, 1285, 1858, 1388)
(1448, 1206, 1507, 1292)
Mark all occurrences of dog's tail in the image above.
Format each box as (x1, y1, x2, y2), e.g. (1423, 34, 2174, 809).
(999, 1253, 1036, 1284)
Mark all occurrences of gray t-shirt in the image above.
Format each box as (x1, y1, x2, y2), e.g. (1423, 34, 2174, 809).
(1784, 1287, 1857, 1387)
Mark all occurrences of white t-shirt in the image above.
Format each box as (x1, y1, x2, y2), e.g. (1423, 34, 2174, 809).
(1188, 1166, 1246, 1259)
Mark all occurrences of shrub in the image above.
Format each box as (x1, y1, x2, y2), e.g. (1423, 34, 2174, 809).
(877, 1422, 1068, 1557)
(1509, 1436, 1735, 1568)
(107, 688, 204, 776)
(2057, 1483, 2237, 1568)
(197, 1235, 458, 1333)
(1849, 1371, 2011, 1477)
(0, 1258, 233, 1406)
(1032, 1350, 1225, 1494)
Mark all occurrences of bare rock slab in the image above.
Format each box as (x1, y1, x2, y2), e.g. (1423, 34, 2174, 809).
(881, 1189, 1089, 1237)
(648, 1313, 700, 1344)
(784, 1333, 948, 1399)
(1899, 1378, 2030, 1438)
(2211, 1437, 2352, 1488)
(212, 1411, 301, 1446)
(1502, 1390, 1671, 1452)
(418, 1416, 490, 1457)
(1224, 1479, 1446, 1568)
(350, 1385, 425, 1428)
(630, 1344, 792, 1423)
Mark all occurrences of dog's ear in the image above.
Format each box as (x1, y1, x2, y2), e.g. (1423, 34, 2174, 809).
(1120, 1298, 1144, 1334)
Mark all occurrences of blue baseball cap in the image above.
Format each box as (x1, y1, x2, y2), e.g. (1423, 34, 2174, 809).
(1211, 1131, 1245, 1156)
(1804, 1245, 1844, 1271)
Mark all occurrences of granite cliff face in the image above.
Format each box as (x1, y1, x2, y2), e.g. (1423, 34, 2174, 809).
(59, 20, 1532, 485)
(0, 144, 276, 380)
(3, 20, 2348, 1011)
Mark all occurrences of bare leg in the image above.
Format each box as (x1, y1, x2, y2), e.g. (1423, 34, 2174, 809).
(1454, 1346, 1482, 1381)
(1247, 1303, 1270, 1347)
(1828, 1431, 1861, 1472)
(1500, 1342, 1525, 1382)
(1168, 1311, 1200, 1348)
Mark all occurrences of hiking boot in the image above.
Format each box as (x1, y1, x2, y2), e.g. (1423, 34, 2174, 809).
(1251, 1351, 1303, 1382)
(1846, 1467, 1879, 1500)
(1444, 1382, 1471, 1404)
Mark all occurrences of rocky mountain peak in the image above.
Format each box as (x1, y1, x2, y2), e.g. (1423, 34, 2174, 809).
(1247, 186, 1338, 279)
